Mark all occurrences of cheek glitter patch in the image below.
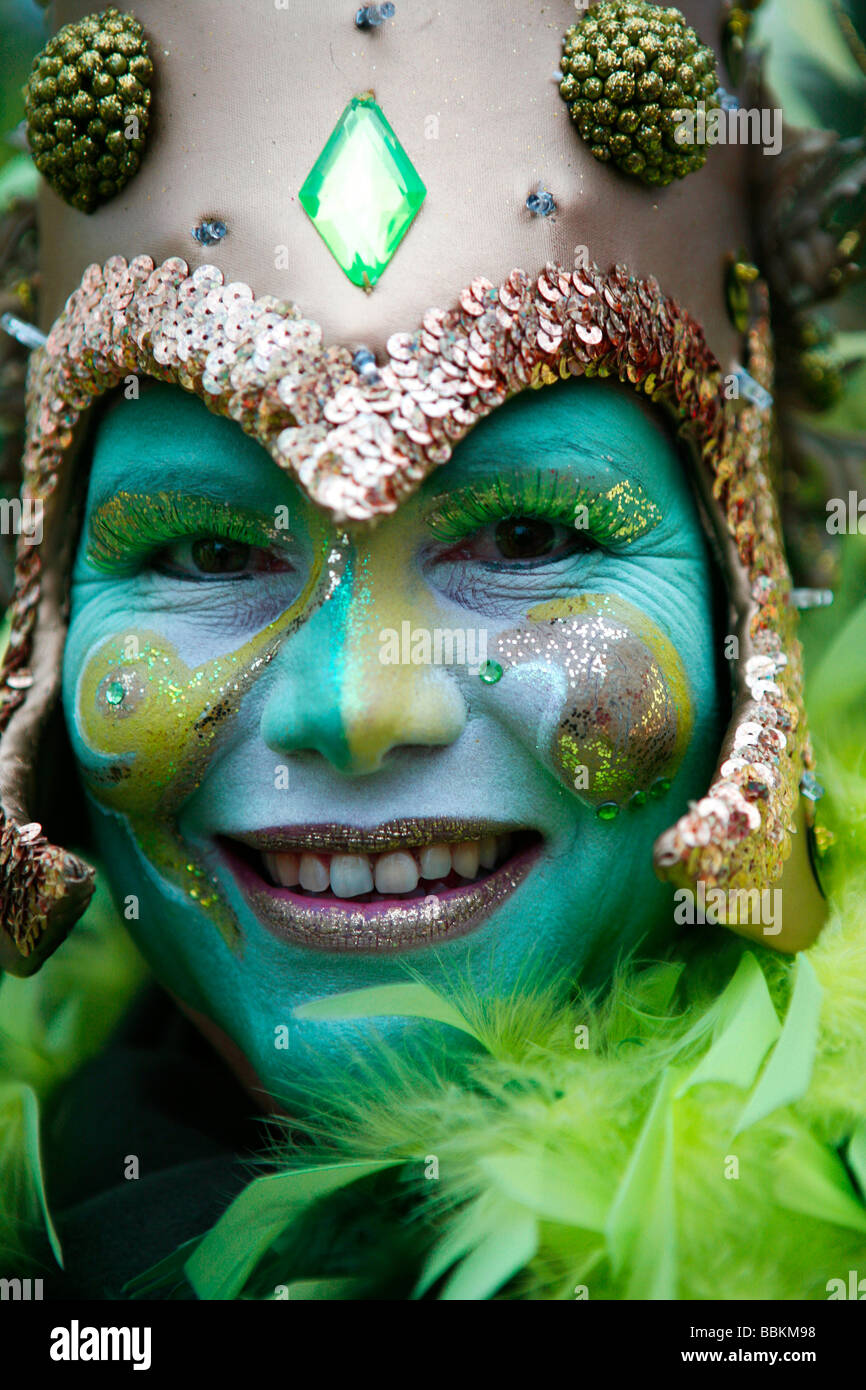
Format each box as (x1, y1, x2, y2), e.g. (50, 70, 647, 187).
(491, 593, 690, 817)
(0, 251, 816, 967)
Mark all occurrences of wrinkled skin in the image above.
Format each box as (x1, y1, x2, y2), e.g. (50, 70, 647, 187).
(61, 376, 724, 1106)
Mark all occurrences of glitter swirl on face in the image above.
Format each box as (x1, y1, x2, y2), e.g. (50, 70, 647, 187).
(74, 526, 347, 948)
(492, 593, 692, 811)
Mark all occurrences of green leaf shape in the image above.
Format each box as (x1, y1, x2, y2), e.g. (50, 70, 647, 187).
(477, 1151, 612, 1231)
(412, 1193, 496, 1298)
(293, 982, 482, 1041)
(185, 1159, 401, 1300)
(834, 332, 866, 364)
(677, 953, 781, 1097)
(809, 594, 866, 726)
(0, 154, 40, 206)
(756, 0, 866, 128)
(124, 1236, 202, 1299)
(605, 1072, 677, 1300)
(269, 1278, 362, 1300)
(848, 1120, 866, 1200)
(439, 1205, 538, 1301)
(774, 1130, 866, 1233)
(735, 955, 822, 1134)
(0, 1081, 63, 1268)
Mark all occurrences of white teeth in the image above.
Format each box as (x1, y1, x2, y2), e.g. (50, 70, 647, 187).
(419, 844, 452, 880)
(265, 832, 519, 897)
(299, 853, 329, 893)
(330, 853, 374, 899)
(374, 851, 419, 895)
(265, 851, 300, 887)
(479, 836, 498, 870)
(452, 840, 480, 879)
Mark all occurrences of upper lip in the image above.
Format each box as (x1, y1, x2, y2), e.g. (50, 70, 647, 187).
(226, 818, 531, 855)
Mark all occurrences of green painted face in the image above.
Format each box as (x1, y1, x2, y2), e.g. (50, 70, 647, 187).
(61, 376, 724, 1106)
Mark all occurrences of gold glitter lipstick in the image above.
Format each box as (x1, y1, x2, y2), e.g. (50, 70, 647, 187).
(218, 823, 541, 952)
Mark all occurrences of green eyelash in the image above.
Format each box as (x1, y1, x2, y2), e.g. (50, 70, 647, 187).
(86, 491, 283, 575)
(426, 471, 662, 547)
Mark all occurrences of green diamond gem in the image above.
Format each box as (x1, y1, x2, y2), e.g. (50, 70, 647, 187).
(104, 679, 126, 706)
(299, 95, 426, 288)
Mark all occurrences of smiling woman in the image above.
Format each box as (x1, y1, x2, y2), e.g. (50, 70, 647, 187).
(1, 0, 863, 1311)
(58, 375, 725, 1100)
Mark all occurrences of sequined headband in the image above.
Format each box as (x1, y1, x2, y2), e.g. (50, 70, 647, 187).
(0, 252, 814, 970)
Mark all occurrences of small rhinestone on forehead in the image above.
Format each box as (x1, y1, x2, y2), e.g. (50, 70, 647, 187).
(0, 251, 813, 964)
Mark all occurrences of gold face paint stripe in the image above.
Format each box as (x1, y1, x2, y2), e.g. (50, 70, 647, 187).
(339, 531, 462, 773)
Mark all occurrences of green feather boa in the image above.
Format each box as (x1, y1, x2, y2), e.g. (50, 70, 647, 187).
(3, 574, 866, 1300)
(126, 886, 866, 1301)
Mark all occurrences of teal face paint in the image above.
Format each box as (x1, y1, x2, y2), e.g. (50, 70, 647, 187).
(62, 377, 724, 1107)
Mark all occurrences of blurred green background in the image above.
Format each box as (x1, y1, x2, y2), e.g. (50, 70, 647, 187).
(0, 0, 43, 201)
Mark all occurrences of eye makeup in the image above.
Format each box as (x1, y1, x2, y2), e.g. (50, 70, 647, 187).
(85, 490, 289, 575)
(425, 470, 663, 548)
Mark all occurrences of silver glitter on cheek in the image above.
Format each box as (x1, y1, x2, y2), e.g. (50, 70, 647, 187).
(490, 598, 691, 813)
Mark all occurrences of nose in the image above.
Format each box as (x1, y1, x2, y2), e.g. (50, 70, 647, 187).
(259, 544, 467, 775)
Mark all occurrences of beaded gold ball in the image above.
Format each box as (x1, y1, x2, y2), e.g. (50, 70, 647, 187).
(559, 1, 720, 188)
(24, 6, 152, 214)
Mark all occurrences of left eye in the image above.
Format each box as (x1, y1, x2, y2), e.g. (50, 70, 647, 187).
(153, 537, 293, 578)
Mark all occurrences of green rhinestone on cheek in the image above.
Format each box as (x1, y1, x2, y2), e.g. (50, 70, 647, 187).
(597, 801, 621, 821)
(478, 659, 503, 685)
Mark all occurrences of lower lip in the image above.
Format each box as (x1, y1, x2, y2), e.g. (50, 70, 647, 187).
(218, 839, 542, 953)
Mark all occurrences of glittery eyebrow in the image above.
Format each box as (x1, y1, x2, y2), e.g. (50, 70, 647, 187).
(424, 470, 663, 546)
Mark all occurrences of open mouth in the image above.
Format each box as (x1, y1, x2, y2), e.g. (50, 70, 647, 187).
(217, 820, 543, 952)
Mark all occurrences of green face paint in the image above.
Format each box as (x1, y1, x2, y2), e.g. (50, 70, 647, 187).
(423, 469, 689, 812)
(74, 514, 338, 946)
(61, 377, 724, 1109)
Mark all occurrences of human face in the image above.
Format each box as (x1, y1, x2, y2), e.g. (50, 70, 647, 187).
(62, 376, 724, 1104)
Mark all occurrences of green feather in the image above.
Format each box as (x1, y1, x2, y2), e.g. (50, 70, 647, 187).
(293, 981, 482, 1041)
(185, 1160, 403, 1300)
(735, 956, 822, 1132)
